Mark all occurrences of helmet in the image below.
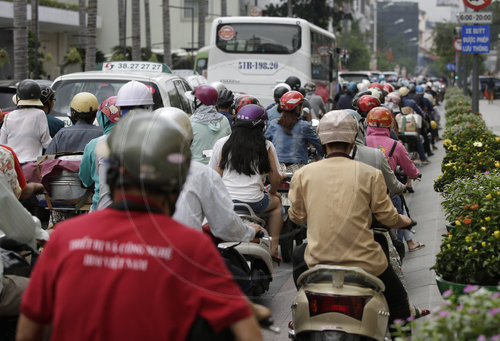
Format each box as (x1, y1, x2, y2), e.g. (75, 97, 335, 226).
(116, 80, 154, 107)
(398, 86, 409, 97)
(366, 107, 393, 128)
(351, 90, 372, 110)
(209, 81, 226, 94)
(430, 120, 438, 130)
(285, 76, 301, 91)
(369, 88, 382, 100)
(423, 93, 434, 105)
(107, 111, 191, 192)
(235, 95, 260, 113)
(193, 84, 218, 106)
(154, 107, 193, 142)
(273, 83, 291, 103)
(99, 96, 121, 123)
(382, 83, 394, 94)
(217, 89, 234, 108)
(347, 82, 358, 94)
(304, 82, 316, 92)
(39, 85, 55, 106)
(279, 90, 304, 112)
(14, 79, 43, 107)
(386, 91, 401, 104)
(357, 81, 369, 93)
(357, 95, 380, 113)
(368, 82, 384, 93)
(235, 104, 268, 127)
(408, 84, 416, 93)
(70, 92, 99, 113)
(416, 85, 425, 93)
(318, 110, 359, 144)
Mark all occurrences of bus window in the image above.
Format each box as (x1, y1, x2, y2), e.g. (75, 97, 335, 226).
(311, 30, 335, 81)
(216, 23, 301, 54)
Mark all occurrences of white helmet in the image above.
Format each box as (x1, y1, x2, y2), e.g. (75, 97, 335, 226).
(210, 81, 227, 94)
(154, 107, 193, 142)
(423, 93, 435, 106)
(116, 80, 154, 107)
(273, 82, 291, 93)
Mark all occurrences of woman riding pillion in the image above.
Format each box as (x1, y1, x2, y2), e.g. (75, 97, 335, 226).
(265, 91, 324, 171)
(216, 104, 283, 261)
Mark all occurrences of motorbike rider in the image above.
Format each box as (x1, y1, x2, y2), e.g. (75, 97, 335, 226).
(304, 82, 326, 120)
(216, 89, 235, 130)
(17, 112, 262, 341)
(264, 91, 324, 171)
(39, 85, 64, 138)
(267, 83, 291, 121)
(336, 82, 357, 110)
(214, 104, 283, 261)
(190, 85, 231, 165)
(0, 79, 51, 163)
(288, 110, 413, 325)
(45, 92, 103, 154)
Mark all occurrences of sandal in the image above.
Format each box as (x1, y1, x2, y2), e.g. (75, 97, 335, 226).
(271, 255, 282, 266)
(414, 306, 430, 319)
(409, 242, 425, 252)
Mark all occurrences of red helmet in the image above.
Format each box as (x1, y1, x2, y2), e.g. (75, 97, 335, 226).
(368, 82, 384, 93)
(357, 95, 380, 112)
(99, 96, 121, 123)
(235, 95, 260, 113)
(383, 83, 395, 94)
(366, 107, 393, 128)
(193, 85, 218, 106)
(279, 90, 304, 111)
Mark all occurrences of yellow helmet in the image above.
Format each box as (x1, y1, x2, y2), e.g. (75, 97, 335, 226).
(70, 92, 98, 113)
(430, 120, 438, 130)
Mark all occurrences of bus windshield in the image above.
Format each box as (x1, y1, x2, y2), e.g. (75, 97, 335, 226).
(216, 23, 301, 54)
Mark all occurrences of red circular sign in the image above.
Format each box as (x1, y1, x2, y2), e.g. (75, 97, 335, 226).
(453, 38, 462, 52)
(463, 0, 492, 11)
(218, 25, 236, 40)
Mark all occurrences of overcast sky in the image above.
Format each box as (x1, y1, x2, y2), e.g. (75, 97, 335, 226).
(389, 0, 466, 23)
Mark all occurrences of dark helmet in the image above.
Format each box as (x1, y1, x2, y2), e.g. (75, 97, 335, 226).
(14, 79, 43, 107)
(217, 89, 234, 108)
(285, 76, 301, 91)
(273, 83, 291, 103)
(235, 104, 268, 128)
(298, 87, 307, 97)
(193, 84, 218, 106)
(106, 110, 191, 193)
(234, 95, 260, 113)
(304, 82, 316, 92)
(39, 85, 55, 106)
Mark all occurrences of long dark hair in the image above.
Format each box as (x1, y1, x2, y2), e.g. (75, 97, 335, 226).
(219, 123, 270, 176)
(278, 111, 299, 135)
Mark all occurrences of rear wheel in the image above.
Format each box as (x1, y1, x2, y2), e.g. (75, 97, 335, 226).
(280, 219, 294, 263)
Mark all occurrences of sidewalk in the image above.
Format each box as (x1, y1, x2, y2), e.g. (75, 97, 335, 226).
(479, 99, 500, 135)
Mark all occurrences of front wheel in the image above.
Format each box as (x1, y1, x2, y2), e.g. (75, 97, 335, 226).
(280, 219, 294, 263)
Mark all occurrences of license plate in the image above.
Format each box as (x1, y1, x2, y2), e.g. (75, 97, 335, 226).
(281, 192, 290, 206)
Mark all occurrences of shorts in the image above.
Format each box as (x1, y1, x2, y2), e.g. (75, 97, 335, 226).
(233, 193, 270, 213)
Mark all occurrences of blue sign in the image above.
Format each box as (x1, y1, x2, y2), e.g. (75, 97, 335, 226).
(446, 63, 456, 71)
(461, 25, 490, 53)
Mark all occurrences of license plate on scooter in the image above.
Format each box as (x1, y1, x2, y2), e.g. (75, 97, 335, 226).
(281, 192, 290, 206)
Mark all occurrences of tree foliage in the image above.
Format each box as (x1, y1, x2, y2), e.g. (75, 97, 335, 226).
(338, 21, 370, 70)
(262, 0, 333, 30)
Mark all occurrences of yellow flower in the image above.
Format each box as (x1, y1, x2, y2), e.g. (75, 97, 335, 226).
(468, 246, 473, 252)
(455, 220, 462, 226)
(486, 193, 493, 200)
(453, 166, 457, 170)
(481, 226, 487, 231)
(474, 249, 478, 253)
(496, 161, 500, 168)
(443, 139, 452, 146)
(465, 236, 472, 243)
(496, 136, 500, 142)
(482, 242, 486, 247)
(438, 174, 443, 179)
(447, 244, 451, 248)
(485, 217, 491, 222)
(494, 231, 500, 238)
(448, 234, 453, 239)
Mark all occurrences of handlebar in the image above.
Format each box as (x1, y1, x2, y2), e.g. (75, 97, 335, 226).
(255, 230, 265, 239)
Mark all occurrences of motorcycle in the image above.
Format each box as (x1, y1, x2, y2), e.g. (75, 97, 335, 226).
(288, 265, 390, 341)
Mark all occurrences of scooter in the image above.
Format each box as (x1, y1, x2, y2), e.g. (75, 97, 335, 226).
(288, 265, 390, 341)
(218, 203, 274, 297)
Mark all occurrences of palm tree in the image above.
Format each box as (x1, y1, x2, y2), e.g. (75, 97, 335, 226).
(85, 0, 97, 71)
(131, 0, 141, 61)
(79, 0, 86, 48)
(198, 0, 207, 48)
(221, 0, 227, 17)
(13, 0, 28, 80)
(145, 0, 151, 51)
(118, 0, 126, 51)
(162, 0, 171, 66)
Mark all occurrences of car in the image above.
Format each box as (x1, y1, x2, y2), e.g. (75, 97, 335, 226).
(338, 71, 371, 85)
(51, 61, 194, 125)
(382, 71, 399, 83)
(0, 79, 55, 115)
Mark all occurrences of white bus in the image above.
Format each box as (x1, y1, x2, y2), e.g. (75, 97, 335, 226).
(207, 17, 337, 106)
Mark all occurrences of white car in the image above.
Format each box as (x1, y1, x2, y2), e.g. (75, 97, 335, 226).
(51, 62, 194, 125)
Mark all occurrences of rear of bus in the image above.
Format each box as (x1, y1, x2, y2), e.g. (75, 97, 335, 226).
(208, 17, 328, 106)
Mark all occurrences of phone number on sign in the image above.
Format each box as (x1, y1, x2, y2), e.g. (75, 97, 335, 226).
(104, 62, 162, 71)
(238, 61, 279, 70)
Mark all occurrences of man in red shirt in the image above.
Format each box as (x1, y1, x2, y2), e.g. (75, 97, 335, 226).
(17, 111, 261, 340)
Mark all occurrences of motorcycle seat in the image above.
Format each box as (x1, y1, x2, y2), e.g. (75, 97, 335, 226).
(303, 272, 380, 291)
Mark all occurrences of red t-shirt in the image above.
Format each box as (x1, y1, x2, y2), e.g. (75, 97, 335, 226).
(21, 208, 252, 340)
(0, 144, 27, 189)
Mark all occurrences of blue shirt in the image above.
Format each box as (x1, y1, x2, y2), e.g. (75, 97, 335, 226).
(265, 119, 324, 164)
(267, 104, 281, 122)
(45, 121, 103, 154)
(401, 97, 425, 117)
(46, 115, 65, 138)
(218, 110, 234, 130)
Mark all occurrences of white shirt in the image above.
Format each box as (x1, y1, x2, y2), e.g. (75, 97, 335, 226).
(209, 136, 279, 202)
(0, 108, 52, 163)
(173, 161, 255, 242)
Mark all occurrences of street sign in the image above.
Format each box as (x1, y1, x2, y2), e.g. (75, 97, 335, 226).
(446, 63, 456, 71)
(463, 0, 492, 11)
(461, 25, 490, 53)
(453, 38, 462, 52)
(457, 12, 492, 24)
(250, 6, 262, 16)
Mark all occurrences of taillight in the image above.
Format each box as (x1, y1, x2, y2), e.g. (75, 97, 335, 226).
(278, 182, 290, 190)
(305, 291, 371, 320)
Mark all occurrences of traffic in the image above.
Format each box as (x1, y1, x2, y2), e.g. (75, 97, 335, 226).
(0, 10, 497, 341)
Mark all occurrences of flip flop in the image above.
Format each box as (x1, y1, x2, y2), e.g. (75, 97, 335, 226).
(409, 242, 425, 252)
(271, 255, 282, 266)
(414, 306, 430, 319)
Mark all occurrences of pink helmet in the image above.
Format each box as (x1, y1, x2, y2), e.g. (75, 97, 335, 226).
(193, 85, 218, 106)
(99, 96, 121, 123)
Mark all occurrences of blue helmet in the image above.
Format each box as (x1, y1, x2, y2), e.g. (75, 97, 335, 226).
(347, 82, 358, 94)
(416, 85, 425, 94)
